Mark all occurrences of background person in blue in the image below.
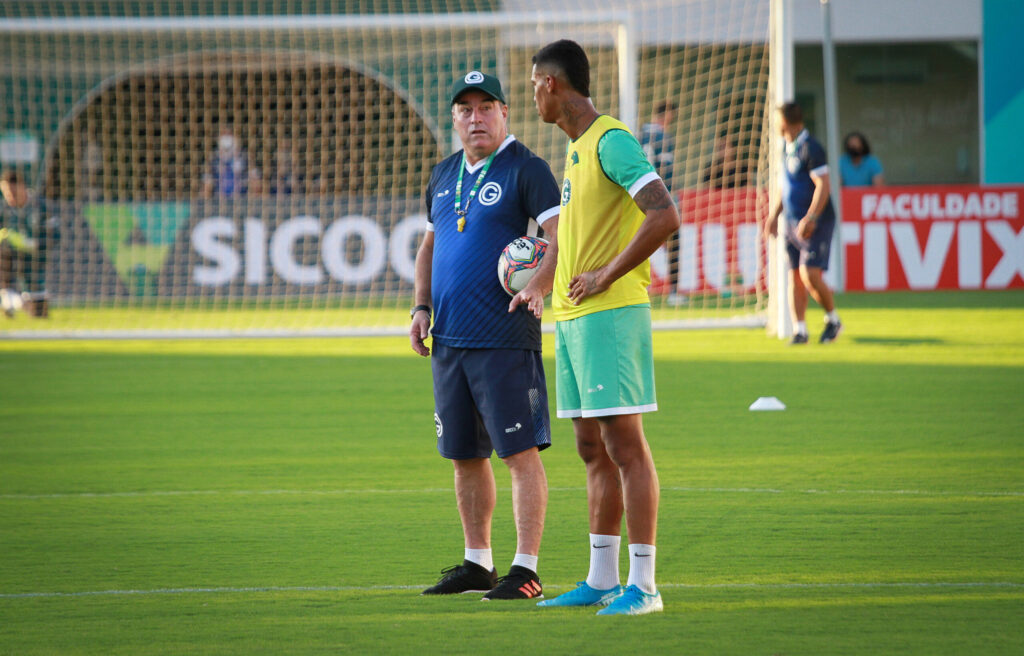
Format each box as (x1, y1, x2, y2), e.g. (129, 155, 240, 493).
(409, 71, 560, 601)
(839, 131, 885, 187)
(201, 127, 262, 198)
(639, 100, 676, 187)
(639, 100, 684, 306)
(764, 102, 842, 344)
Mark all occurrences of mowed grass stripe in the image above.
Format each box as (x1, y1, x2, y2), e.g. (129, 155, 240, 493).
(4, 581, 1023, 600)
(2, 485, 1023, 500)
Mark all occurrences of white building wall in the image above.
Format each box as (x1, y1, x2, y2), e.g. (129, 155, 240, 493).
(790, 0, 981, 43)
(504, 0, 982, 45)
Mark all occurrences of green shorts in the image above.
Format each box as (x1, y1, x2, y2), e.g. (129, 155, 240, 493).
(555, 304, 657, 419)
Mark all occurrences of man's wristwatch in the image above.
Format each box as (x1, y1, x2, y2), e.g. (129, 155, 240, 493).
(410, 304, 431, 319)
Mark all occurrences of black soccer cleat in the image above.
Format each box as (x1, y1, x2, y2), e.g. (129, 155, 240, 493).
(421, 560, 497, 595)
(819, 320, 842, 344)
(481, 565, 543, 600)
(789, 332, 809, 345)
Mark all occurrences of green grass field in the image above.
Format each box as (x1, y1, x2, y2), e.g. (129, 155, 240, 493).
(0, 293, 761, 335)
(1, 291, 1022, 655)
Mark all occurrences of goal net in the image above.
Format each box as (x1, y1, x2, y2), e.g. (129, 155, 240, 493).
(0, 0, 772, 337)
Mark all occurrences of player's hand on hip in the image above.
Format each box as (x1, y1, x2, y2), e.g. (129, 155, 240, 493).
(409, 314, 431, 356)
(763, 216, 778, 241)
(509, 283, 545, 319)
(568, 269, 609, 305)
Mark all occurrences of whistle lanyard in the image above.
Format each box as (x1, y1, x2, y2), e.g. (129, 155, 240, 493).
(453, 149, 497, 232)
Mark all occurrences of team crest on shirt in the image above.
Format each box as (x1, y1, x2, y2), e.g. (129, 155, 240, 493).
(561, 179, 571, 206)
(786, 153, 802, 175)
(478, 181, 502, 206)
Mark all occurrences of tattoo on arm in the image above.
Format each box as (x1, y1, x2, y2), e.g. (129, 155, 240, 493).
(633, 180, 674, 212)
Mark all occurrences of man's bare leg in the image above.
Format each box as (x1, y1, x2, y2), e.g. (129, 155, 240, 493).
(453, 457, 495, 552)
(501, 447, 547, 558)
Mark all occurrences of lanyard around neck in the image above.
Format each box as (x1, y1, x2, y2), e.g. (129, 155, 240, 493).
(454, 149, 497, 232)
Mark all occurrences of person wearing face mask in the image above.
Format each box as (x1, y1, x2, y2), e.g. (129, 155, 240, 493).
(838, 131, 884, 187)
(201, 128, 262, 198)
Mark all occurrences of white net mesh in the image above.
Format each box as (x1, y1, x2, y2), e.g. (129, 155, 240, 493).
(0, 1, 771, 337)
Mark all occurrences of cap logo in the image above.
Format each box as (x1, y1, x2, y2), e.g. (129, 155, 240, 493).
(465, 71, 485, 84)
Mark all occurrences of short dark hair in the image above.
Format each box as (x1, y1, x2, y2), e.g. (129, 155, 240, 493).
(0, 170, 23, 186)
(655, 100, 678, 116)
(777, 102, 803, 125)
(843, 131, 872, 155)
(532, 39, 591, 97)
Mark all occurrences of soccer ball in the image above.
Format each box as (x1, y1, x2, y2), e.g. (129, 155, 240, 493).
(497, 236, 548, 296)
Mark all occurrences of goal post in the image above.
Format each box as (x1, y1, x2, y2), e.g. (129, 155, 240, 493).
(0, 2, 773, 338)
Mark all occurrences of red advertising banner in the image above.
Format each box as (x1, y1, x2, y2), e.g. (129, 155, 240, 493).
(841, 185, 1024, 291)
(650, 188, 768, 295)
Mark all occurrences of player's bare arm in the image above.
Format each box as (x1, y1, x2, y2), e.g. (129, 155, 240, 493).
(410, 230, 434, 356)
(568, 179, 680, 305)
(799, 171, 831, 239)
(766, 197, 783, 240)
(509, 217, 559, 318)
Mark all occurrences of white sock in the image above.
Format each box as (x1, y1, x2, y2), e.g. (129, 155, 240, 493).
(0, 288, 21, 313)
(626, 544, 657, 595)
(826, 310, 840, 323)
(465, 548, 493, 572)
(795, 320, 807, 335)
(585, 533, 621, 591)
(511, 553, 538, 574)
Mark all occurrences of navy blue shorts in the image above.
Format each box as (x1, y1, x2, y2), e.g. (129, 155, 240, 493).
(785, 215, 835, 270)
(431, 343, 551, 460)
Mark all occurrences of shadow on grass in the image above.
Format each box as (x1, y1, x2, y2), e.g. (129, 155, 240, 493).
(837, 290, 1024, 310)
(852, 336, 945, 346)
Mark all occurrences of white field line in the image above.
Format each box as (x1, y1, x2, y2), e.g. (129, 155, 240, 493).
(1, 486, 1022, 501)
(2, 581, 1023, 600)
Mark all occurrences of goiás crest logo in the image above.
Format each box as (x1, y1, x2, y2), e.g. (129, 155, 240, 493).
(561, 179, 572, 206)
(478, 181, 502, 206)
(464, 71, 485, 84)
(786, 152, 802, 175)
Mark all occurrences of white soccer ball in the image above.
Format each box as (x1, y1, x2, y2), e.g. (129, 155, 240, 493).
(497, 236, 548, 296)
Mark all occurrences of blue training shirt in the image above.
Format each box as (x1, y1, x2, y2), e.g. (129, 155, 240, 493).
(779, 129, 835, 223)
(425, 136, 560, 351)
(639, 122, 675, 190)
(839, 153, 883, 187)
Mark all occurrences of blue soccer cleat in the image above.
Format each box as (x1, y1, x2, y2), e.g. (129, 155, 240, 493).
(536, 581, 623, 607)
(595, 584, 663, 616)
